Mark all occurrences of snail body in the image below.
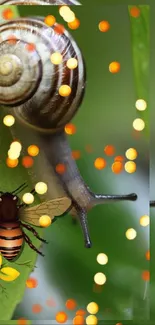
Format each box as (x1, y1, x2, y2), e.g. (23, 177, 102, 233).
(0, 0, 81, 5)
(0, 18, 137, 248)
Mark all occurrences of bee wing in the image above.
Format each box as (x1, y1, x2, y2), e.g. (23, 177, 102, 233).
(19, 197, 72, 226)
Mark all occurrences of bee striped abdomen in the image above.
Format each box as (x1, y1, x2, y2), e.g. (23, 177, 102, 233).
(0, 222, 23, 261)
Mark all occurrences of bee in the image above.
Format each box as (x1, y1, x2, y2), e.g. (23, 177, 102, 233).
(0, 183, 72, 262)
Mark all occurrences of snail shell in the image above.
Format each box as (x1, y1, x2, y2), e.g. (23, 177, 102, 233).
(0, 18, 85, 133)
(0, 0, 81, 5)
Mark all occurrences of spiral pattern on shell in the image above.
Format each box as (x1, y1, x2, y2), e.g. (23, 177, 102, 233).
(0, 18, 85, 133)
(0, 0, 81, 5)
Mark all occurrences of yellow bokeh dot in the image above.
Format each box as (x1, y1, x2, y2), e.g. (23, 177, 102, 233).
(59, 85, 72, 97)
(135, 99, 147, 111)
(140, 215, 150, 227)
(3, 115, 15, 127)
(50, 52, 63, 65)
(125, 228, 137, 240)
(86, 302, 99, 314)
(124, 161, 136, 173)
(86, 315, 98, 325)
(39, 215, 52, 228)
(10, 141, 22, 152)
(94, 272, 106, 285)
(96, 253, 108, 265)
(66, 58, 78, 70)
(63, 11, 75, 23)
(8, 149, 20, 160)
(22, 193, 34, 205)
(125, 148, 138, 160)
(133, 118, 145, 131)
(35, 182, 48, 195)
(59, 5, 71, 17)
(27, 145, 39, 157)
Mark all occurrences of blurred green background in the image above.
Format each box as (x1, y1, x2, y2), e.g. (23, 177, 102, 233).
(0, 4, 149, 323)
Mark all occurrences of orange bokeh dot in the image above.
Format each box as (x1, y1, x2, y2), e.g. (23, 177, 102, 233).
(32, 304, 42, 313)
(94, 157, 106, 170)
(54, 24, 65, 35)
(22, 156, 34, 168)
(109, 61, 120, 73)
(27, 145, 39, 157)
(111, 161, 123, 174)
(114, 155, 124, 162)
(98, 20, 110, 32)
(17, 318, 28, 325)
(145, 250, 150, 261)
(65, 123, 76, 135)
(104, 145, 115, 156)
(142, 270, 150, 281)
(25, 43, 36, 52)
(56, 163, 66, 174)
(68, 18, 80, 30)
(116, 323, 123, 325)
(85, 144, 93, 153)
(73, 315, 85, 325)
(76, 309, 86, 316)
(65, 299, 77, 310)
(72, 150, 81, 160)
(55, 311, 68, 323)
(130, 6, 140, 18)
(26, 277, 38, 288)
(6, 157, 18, 168)
(2, 8, 14, 20)
(44, 15, 56, 26)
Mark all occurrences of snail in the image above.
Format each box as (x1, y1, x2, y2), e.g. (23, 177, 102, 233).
(0, 17, 137, 248)
(0, 0, 81, 4)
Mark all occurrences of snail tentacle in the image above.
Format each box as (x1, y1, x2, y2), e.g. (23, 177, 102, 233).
(75, 207, 92, 248)
(90, 192, 137, 205)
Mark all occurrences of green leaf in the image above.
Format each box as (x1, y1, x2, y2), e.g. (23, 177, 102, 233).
(0, 5, 44, 316)
(0, 108, 44, 320)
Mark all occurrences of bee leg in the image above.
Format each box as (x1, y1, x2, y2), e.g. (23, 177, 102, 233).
(23, 232, 45, 257)
(20, 222, 48, 244)
(73, 202, 92, 248)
